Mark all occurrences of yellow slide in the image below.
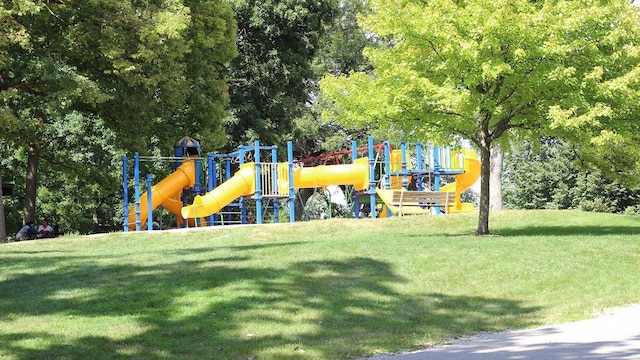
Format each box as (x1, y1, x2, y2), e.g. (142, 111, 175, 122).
(181, 158, 371, 219)
(161, 195, 207, 228)
(181, 163, 256, 219)
(292, 157, 369, 191)
(127, 161, 197, 230)
(440, 149, 481, 213)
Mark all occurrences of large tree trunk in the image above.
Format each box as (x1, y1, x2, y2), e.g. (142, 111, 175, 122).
(476, 144, 491, 235)
(490, 143, 503, 211)
(476, 113, 492, 235)
(23, 146, 38, 224)
(0, 168, 7, 243)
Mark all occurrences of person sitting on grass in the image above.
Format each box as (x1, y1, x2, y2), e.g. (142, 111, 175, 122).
(37, 219, 54, 238)
(16, 221, 35, 241)
(152, 216, 161, 230)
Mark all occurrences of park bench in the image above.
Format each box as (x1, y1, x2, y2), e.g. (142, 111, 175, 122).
(382, 189, 455, 215)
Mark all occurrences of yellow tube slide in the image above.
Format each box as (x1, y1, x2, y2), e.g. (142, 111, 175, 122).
(162, 195, 207, 227)
(181, 163, 255, 219)
(293, 157, 369, 191)
(440, 149, 481, 213)
(127, 161, 196, 230)
(181, 158, 371, 219)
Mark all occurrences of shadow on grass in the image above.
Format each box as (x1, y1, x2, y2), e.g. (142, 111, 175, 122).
(0, 248, 540, 359)
(495, 225, 640, 237)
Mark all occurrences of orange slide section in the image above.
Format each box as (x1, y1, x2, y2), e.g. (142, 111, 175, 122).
(127, 161, 196, 230)
(440, 149, 481, 213)
(181, 158, 370, 219)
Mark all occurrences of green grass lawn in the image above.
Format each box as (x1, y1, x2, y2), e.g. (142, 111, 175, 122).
(1, 210, 639, 359)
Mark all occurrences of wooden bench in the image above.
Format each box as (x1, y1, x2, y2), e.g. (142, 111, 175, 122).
(388, 190, 455, 215)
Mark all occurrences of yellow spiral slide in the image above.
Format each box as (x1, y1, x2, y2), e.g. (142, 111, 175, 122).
(439, 149, 481, 213)
(127, 161, 202, 230)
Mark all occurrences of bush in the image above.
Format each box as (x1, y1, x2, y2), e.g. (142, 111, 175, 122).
(624, 205, 640, 215)
(579, 198, 616, 213)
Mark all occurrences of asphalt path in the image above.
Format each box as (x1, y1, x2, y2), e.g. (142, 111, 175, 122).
(370, 304, 640, 360)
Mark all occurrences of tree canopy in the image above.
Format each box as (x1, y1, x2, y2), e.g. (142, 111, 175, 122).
(2, 0, 236, 152)
(321, 0, 640, 234)
(1, 0, 236, 234)
(225, 0, 338, 150)
(503, 138, 640, 213)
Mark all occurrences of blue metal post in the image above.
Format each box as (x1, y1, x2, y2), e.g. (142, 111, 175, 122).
(287, 141, 295, 223)
(433, 146, 441, 190)
(351, 141, 360, 219)
(416, 143, 424, 191)
(122, 156, 128, 232)
(238, 147, 247, 224)
(401, 142, 409, 189)
(207, 154, 216, 226)
(195, 157, 203, 194)
(225, 157, 232, 225)
(416, 142, 424, 172)
(134, 152, 141, 231)
(368, 136, 376, 219)
(383, 142, 393, 218)
(434, 146, 442, 214)
(146, 174, 153, 231)
(254, 140, 263, 224)
(272, 146, 279, 223)
(383, 142, 391, 189)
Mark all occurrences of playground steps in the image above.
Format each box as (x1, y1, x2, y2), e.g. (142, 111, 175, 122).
(376, 189, 455, 215)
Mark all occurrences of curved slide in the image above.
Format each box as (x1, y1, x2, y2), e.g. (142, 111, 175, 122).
(181, 158, 370, 219)
(181, 163, 256, 219)
(440, 149, 481, 213)
(127, 161, 197, 230)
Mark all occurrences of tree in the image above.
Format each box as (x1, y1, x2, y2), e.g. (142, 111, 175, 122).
(313, 0, 372, 77)
(503, 138, 640, 213)
(321, 0, 640, 234)
(1, 1, 236, 227)
(225, 0, 338, 150)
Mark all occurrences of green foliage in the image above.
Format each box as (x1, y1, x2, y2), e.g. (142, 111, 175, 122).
(503, 139, 640, 214)
(286, 0, 381, 160)
(320, 0, 640, 233)
(1, 0, 236, 152)
(0, 114, 124, 235)
(225, 0, 339, 150)
(313, 0, 372, 76)
(0, 0, 237, 233)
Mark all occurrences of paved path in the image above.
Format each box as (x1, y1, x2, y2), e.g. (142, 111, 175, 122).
(371, 304, 640, 360)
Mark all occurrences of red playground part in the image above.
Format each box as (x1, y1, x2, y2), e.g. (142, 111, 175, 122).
(296, 143, 389, 165)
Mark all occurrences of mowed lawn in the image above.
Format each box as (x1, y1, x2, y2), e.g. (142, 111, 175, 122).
(1, 210, 639, 359)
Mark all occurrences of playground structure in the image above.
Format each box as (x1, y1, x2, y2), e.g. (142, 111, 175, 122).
(123, 136, 481, 231)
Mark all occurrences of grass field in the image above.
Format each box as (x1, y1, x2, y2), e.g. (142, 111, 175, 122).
(1, 210, 639, 359)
